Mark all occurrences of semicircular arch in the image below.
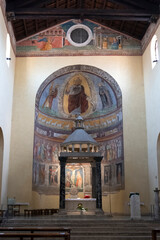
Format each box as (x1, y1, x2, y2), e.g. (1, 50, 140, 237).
(33, 65, 124, 195)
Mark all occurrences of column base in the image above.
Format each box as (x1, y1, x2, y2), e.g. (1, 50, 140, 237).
(95, 208, 104, 215)
(58, 209, 67, 215)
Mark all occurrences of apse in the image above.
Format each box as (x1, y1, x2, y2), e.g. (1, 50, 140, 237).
(32, 65, 124, 196)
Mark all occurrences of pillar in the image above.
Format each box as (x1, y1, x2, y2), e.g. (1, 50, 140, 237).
(59, 157, 67, 209)
(91, 163, 96, 198)
(94, 157, 103, 209)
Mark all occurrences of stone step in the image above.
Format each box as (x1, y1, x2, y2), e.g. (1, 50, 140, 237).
(6, 218, 159, 224)
(5, 223, 160, 230)
(71, 236, 158, 240)
(3, 217, 160, 240)
(71, 232, 151, 236)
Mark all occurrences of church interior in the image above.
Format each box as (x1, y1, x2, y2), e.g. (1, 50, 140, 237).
(0, 0, 160, 231)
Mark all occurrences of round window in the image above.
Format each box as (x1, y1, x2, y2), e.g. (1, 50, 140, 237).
(67, 24, 93, 47)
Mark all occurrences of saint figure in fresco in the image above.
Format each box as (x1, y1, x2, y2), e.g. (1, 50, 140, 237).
(37, 37, 52, 51)
(39, 164, 45, 185)
(66, 171, 72, 188)
(75, 170, 83, 188)
(49, 166, 58, 185)
(117, 163, 122, 184)
(99, 82, 112, 109)
(42, 83, 58, 109)
(65, 78, 88, 114)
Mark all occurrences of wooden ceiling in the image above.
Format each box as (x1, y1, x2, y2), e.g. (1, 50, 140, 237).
(5, 0, 160, 42)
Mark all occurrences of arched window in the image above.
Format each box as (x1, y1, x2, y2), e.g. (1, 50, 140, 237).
(151, 35, 159, 69)
(6, 33, 11, 67)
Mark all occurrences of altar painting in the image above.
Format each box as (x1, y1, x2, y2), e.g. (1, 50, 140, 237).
(65, 165, 84, 191)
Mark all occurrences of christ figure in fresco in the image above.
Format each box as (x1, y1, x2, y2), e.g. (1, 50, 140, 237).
(65, 77, 88, 115)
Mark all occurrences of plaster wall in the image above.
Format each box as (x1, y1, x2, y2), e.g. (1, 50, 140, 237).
(0, 6, 15, 208)
(143, 24, 160, 204)
(9, 55, 148, 214)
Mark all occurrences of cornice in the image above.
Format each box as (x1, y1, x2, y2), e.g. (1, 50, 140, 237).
(141, 18, 160, 54)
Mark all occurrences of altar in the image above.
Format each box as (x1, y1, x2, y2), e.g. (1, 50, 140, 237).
(65, 198, 96, 215)
(59, 116, 103, 215)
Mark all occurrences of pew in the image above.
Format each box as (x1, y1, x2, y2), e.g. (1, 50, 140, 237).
(0, 227, 70, 233)
(24, 208, 59, 216)
(0, 232, 70, 240)
(152, 229, 160, 240)
(0, 227, 71, 240)
(0, 211, 5, 217)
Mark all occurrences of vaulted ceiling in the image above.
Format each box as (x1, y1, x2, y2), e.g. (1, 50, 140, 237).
(5, 0, 160, 42)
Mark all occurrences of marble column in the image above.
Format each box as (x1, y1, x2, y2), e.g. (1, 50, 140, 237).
(59, 157, 67, 209)
(94, 157, 103, 209)
(154, 188, 160, 219)
(91, 163, 96, 198)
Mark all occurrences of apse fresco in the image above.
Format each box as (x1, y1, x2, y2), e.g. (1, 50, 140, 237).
(17, 19, 141, 56)
(38, 72, 117, 120)
(33, 65, 124, 194)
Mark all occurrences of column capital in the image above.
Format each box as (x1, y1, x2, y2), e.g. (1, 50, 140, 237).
(59, 157, 67, 164)
(94, 156, 103, 163)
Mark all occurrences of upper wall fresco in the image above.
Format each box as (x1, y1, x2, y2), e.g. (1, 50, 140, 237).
(16, 19, 142, 57)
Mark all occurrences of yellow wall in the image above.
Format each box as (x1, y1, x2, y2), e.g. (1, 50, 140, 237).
(8, 55, 149, 214)
(0, 4, 16, 208)
(143, 23, 160, 204)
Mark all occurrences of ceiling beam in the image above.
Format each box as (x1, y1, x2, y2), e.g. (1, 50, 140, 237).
(6, 0, 40, 9)
(6, 0, 55, 9)
(103, 0, 107, 9)
(107, 0, 136, 8)
(91, 16, 151, 21)
(91, 0, 95, 9)
(6, 8, 159, 17)
(121, 0, 158, 11)
(7, 14, 152, 22)
(23, 0, 55, 8)
(108, 0, 158, 11)
(77, 0, 83, 8)
(23, 19, 28, 36)
(56, 0, 59, 8)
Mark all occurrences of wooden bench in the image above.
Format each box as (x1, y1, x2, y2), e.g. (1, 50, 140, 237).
(0, 211, 5, 217)
(24, 208, 59, 216)
(0, 232, 70, 240)
(0, 227, 70, 233)
(0, 227, 71, 240)
(152, 229, 160, 240)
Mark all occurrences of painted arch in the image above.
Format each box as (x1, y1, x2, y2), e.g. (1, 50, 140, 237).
(33, 65, 124, 195)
